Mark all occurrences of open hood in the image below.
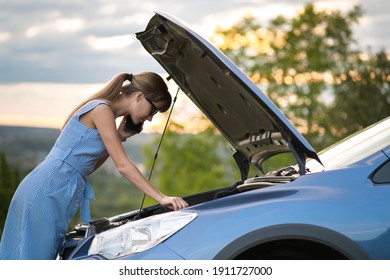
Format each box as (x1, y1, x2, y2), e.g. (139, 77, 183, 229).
(136, 12, 321, 178)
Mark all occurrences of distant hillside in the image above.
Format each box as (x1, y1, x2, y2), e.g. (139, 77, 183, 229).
(0, 125, 156, 173)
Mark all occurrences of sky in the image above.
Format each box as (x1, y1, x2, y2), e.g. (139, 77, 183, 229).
(0, 0, 389, 129)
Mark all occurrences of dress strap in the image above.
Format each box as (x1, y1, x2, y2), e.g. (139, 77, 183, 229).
(74, 100, 111, 119)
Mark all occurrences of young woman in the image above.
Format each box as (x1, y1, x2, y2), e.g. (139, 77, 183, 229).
(0, 72, 188, 259)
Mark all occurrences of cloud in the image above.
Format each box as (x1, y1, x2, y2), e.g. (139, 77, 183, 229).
(0, 0, 388, 83)
(25, 17, 85, 38)
(1, 0, 389, 130)
(86, 34, 136, 51)
(0, 32, 11, 44)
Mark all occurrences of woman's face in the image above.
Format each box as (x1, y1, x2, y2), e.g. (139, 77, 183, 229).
(131, 92, 160, 124)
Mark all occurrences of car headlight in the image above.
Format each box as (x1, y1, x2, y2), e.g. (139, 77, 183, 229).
(88, 211, 197, 259)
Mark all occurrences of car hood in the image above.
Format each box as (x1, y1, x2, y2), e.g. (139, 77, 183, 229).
(136, 12, 321, 178)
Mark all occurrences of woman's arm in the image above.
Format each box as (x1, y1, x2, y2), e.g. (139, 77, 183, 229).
(91, 118, 134, 173)
(89, 104, 188, 210)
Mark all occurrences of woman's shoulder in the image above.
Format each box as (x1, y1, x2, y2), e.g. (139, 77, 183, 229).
(81, 99, 110, 111)
(88, 99, 111, 107)
(75, 99, 111, 117)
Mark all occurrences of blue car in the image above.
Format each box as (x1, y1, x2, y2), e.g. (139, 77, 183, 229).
(59, 12, 390, 260)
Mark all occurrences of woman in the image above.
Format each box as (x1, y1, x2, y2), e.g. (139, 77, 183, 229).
(0, 72, 188, 260)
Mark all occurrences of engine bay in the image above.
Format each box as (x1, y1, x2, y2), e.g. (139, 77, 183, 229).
(59, 173, 296, 260)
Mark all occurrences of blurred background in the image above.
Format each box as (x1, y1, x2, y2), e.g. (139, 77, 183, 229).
(1, 0, 389, 231)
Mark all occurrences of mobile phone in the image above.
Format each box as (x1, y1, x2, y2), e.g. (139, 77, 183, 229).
(125, 115, 143, 133)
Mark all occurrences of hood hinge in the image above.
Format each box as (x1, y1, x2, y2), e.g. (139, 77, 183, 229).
(233, 150, 250, 182)
(287, 137, 306, 175)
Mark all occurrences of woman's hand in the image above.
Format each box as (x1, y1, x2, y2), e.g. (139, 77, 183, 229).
(159, 196, 189, 211)
(117, 116, 139, 141)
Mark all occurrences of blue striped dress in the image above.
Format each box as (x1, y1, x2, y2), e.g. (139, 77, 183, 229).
(0, 100, 110, 259)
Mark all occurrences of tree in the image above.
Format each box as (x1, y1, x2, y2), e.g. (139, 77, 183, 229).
(212, 4, 388, 149)
(0, 152, 20, 234)
(325, 50, 390, 138)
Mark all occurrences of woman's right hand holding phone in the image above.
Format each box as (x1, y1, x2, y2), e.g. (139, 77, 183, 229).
(118, 116, 142, 141)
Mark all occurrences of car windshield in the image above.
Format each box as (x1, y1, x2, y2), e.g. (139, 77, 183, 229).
(306, 117, 390, 173)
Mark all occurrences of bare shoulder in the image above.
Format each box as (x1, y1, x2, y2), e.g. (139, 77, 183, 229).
(90, 103, 115, 124)
(92, 102, 113, 115)
(80, 101, 114, 129)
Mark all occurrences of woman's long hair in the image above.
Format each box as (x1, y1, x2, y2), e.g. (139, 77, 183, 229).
(62, 72, 171, 129)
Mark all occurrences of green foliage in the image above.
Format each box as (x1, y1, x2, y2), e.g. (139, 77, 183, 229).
(142, 121, 240, 205)
(264, 4, 361, 139)
(324, 50, 390, 139)
(0, 152, 21, 234)
(88, 168, 145, 220)
(212, 3, 388, 150)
